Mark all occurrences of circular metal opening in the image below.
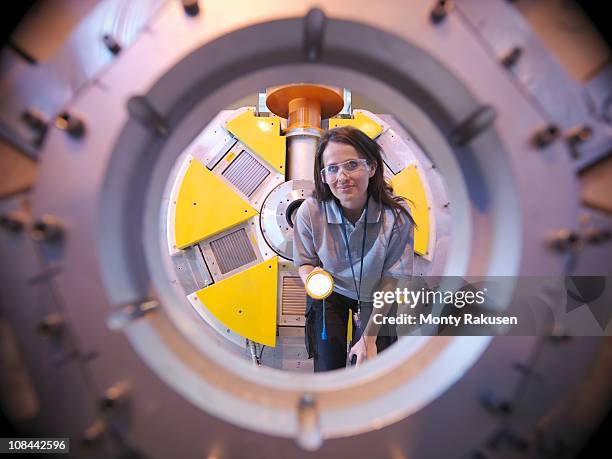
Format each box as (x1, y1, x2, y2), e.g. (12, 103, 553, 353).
(99, 15, 523, 441)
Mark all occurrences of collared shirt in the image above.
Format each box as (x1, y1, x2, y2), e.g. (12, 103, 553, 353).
(293, 194, 414, 302)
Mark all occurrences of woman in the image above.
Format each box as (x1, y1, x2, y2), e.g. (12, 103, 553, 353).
(293, 126, 415, 372)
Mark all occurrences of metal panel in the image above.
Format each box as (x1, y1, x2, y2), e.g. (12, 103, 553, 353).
(170, 245, 213, 293)
(280, 276, 306, 326)
(225, 109, 286, 173)
(173, 159, 258, 249)
(209, 228, 257, 275)
(195, 257, 278, 347)
(222, 150, 270, 197)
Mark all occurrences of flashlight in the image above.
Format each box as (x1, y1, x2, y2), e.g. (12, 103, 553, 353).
(305, 269, 334, 300)
(305, 269, 334, 341)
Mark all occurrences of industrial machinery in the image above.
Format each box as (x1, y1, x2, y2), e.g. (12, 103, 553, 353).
(1, 1, 611, 458)
(165, 83, 449, 369)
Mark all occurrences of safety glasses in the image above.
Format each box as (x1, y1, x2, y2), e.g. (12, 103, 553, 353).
(320, 159, 371, 184)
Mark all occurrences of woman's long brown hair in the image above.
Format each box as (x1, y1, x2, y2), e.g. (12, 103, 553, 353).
(313, 126, 416, 227)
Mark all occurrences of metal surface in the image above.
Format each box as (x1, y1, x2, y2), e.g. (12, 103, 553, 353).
(1, 1, 611, 458)
(225, 108, 286, 173)
(221, 150, 271, 198)
(329, 110, 384, 139)
(195, 257, 279, 347)
(173, 158, 258, 248)
(260, 179, 314, 260)
(287, 136, 318, 181)
(209, 228, 258, 274)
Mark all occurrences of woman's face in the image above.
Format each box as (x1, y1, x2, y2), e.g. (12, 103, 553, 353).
(321, 141, 376, 209)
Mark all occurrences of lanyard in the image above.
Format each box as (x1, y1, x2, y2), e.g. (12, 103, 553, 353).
(340, 198, 369, 326)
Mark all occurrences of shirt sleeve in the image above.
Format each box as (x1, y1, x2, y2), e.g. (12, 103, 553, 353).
(292, 199, 321, 268)
(381, 205, 414, 279)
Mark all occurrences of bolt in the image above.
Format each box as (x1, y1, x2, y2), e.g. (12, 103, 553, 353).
(102, 34, 121, 55)
(31, 215, 64, 242)
(449, 105, 496, 147)
(182, 0, 200, 16)
(584, 227, 611, 245)
(100, 382, 129, 410)
(501, 46, 522, 68)
(107, 300, 159, 331)
(0, 212, 27, 232)
(566, 125, 592, 145)
(296, 394, 323, 451)
(81, 420, 106, 448)
(21, 109, 47, 132)
(531, 125, 560, 149)
(565, 125, 592, 158)
(431, 0, 453, 24)
(37, 314, 64, 337)
(303, 8, 327, 62)
(55, 112, 86, 139)
(479, 391, 513, 415)
(21, 108, 48, 147)
(546, 228, 580, 252)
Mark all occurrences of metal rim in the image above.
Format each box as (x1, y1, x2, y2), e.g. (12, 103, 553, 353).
(99, 15, 522, 439)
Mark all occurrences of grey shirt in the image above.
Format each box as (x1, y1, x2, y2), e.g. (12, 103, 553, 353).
(293, 194, 414, 302)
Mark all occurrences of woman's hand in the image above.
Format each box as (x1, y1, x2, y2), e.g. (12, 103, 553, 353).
(348, 336, 377, 366)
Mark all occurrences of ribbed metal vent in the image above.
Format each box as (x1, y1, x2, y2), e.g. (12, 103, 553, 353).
(222, 150, 270, 197)
(209, 228, 257, 274)
(281, 276, 307, 317)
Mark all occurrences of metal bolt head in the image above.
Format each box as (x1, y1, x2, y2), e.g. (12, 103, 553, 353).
(55, 112, 86, 139)
(531, 125, 560, 149)
(81, 420, 106, 448)
(584, 227, 611, 245)
(546, 228, 580, 252)
(31, 215, 65, 242)
(183, 0, 200, 16)
(102, 34, 121, 55)
(21, 109, 47, 132)
(0, 212, 27, 232)
(37, 314, 64, 337)
(566, 125, 592, 145)
(501, 46, 522, 68)
(100, 382, 129, 410)
(431, 0, 453, 24)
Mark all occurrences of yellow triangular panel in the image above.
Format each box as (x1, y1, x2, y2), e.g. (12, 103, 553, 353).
(226, 110, 286, 174)
(390, 165, 429, 256)
(174, 160, 258, 249)
(329, 111, 383, 139)
(196, 257, 278, 347)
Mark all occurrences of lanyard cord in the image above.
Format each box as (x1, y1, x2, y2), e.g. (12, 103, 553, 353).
(340, 198, 369, 331)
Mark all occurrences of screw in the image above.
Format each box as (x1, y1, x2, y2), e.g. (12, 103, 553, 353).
(182, 0, 200, 16)
(531, 125, 560, 149)
(566, 125, 592, 145)
(501, 46, 522, 68)
(37, 314, 64, 337)
(102, 34, 121, 55)
(584, 227, 611, 245)
(479, 391, 513, 415)
(565, 125, 592, 158)
(81, 420, 106, 448)
(546, 229, 580, 252)
(21, 109, 47, 132)
(431, 0, 453, 24)
(55, 112, 86, 139)
(100, 382, 129, 410)
(31, 215, 64, 242)
(21, 108, 48, 147)
(0, 212, 27, 232)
